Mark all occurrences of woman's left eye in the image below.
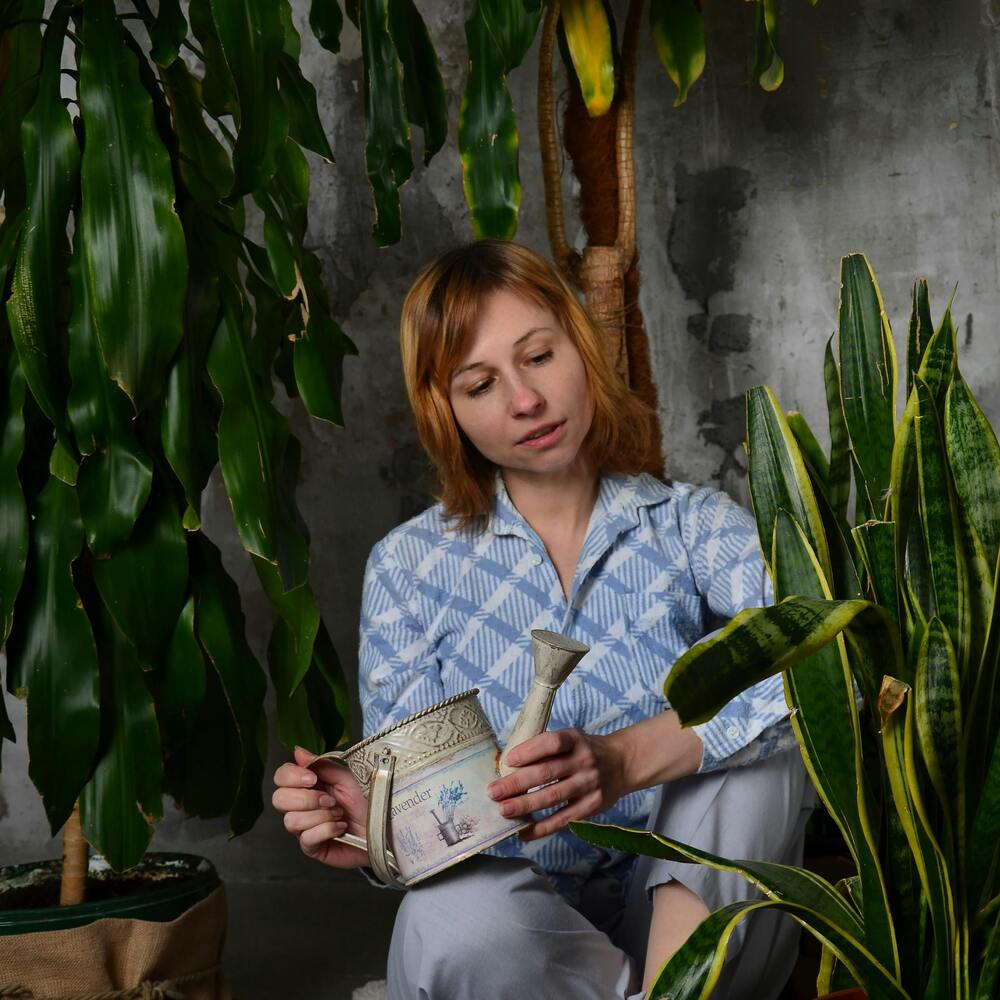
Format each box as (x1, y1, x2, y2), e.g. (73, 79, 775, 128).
(528, 350, 553, 366)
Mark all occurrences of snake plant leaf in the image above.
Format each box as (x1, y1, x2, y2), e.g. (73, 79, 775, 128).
(206, 277, 310, 591)
(919, 308, 957, 409)
(91, 489, 188, 666)
(150, 0, 188, 67)
(772, 510, 898, 976)
(907, 279, 933, 396)
(853, 520, 901, 630)
(6, 474, 100, 834)
(479, 0, 541, 70)
(881, 680, 956, 998)
(160, 59, 235, 205)
(914, 618, 964, 863)
(278, 53, 335, 162)
(664, 596, 899, 728)
(0, 0, 43, 216)
(79, 0, 188, 415)
(459, 0, 526, 239)
(560, 0, 616, 117)
(915, 377, 970, 670)
(976, 907, 1000, 1000)
(945, 373, 1000, 584)
(572, 822, 864, 937)
(160, 220, 223, 529)
(650, 0, 706, 108)
(188, 0, 237, 117)
(839, 254, 897, 511)
(752, 0, 784, 92)
(79, 604, 163, 872)
(6, 5, 78, 461)
(149, 596, 206, 756)
(824, 337, 851, 522)
(0, 345, 27, 650)
(387, 0, 448, 165)
(210, 0, 288, 197)
(360, 0, 413, 245)
(746, 385, 833, 586)
(188, 532, 267, 834)
(310, 0, 343, 53)
(787, 411, 830, 485)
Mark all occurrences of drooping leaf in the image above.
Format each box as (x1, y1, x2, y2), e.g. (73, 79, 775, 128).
(560, 0, 615, 117)
(772, 511, 898, 977)
(360, 0, 413, 245)
(746, 385, 833, 586)
(5, 474, 100, 834)
(479, 0, 541, 69)
(5, 4, 78, 461)
(458, 0, 529, 239)
(149, 595, 206, 755)
(261, 196, 299, 298)
(907, 279, 933, 396)
(150, 0, 188, 67)
(824, 336, 851, 522)
(386, 0, 448, 165)
(79, 0, 188, 413)
(752, 0, 784, 92)
(0, 343, 28, 649)
(664, 596, 900, 728)
(79, 602, 163, 872)
(839, 254, 897, 512)
(309, 0, 343, 53)
(649, 0, 705, 107)
(206, 277, 310, 590)
(188, 0, 237, 117)
(91, 488, 188, 666)
(278, 52, 335, 162)
(209, 0, 288, 196)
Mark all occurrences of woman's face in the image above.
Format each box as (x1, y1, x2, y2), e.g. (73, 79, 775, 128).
(447, 288, 594, 480)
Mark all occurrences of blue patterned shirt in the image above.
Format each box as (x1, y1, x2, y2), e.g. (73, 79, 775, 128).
(358, 473, 794, 896)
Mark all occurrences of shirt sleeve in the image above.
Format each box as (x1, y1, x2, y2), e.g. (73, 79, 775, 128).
(358, 535, 446, 740)
(674, 486, 792, 772)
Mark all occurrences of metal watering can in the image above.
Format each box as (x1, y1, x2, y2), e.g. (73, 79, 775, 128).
(309, 629, 588, 887)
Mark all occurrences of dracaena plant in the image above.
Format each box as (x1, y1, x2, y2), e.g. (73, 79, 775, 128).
(572, 255, 1000, 1000)
(0, 0, 357, 887)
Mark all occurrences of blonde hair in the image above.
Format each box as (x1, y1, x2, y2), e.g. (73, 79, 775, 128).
(400, 240, 657, 530)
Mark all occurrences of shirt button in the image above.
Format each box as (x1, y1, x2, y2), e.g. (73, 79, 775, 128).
(726, 726, 740, 740)
(531, 554, 543, 567)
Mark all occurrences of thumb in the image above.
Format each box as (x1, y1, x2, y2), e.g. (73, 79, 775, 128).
(293, 745, 318, 767)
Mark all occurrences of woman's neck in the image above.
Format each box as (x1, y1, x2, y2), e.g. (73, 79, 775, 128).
(502, 463, 600, 542)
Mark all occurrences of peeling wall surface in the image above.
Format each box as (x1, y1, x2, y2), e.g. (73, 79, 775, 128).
(2, 1, 999, 996)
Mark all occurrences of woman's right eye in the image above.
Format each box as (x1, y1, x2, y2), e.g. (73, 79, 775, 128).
(467, 379, 493, 398)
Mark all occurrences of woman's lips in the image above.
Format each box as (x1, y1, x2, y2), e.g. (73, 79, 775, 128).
(516, 421, 566, 450)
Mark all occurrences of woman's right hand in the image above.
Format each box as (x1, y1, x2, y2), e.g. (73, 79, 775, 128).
(272, 746, 370, 868)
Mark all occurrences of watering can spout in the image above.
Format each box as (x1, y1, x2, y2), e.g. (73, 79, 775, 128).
(498, 629, 589, 777)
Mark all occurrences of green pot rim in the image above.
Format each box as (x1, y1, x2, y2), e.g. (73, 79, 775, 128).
(0, 851, 220, 935)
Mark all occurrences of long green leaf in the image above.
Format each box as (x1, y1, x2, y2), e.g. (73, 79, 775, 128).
(210, 0, 288, 196)
(787, 410, 830, 484)
(6, 475, 100, 833)
(839, 254, 897, 510)
(746, 385, 833, 585)
(479, 0, 540, 69)
(188, 0, 237, 117)
(459, 0, 529, 239)
(149, 595, 206, 755)
(79, 602, 163, 872)
(561, 0, 615, 117)
(915, 377, 969, 670)
(79, 0, 188, 414)
(650, 0, 706, 108)
(907, 279, 933, 397)
(360, 0, 413, 244)
(309, 0, 343, 53)
(150, 0, 188, 67)
(5, 5, 77, 461)
(853, 520, 901, 631)
(278, 52, 335, 162)
(824, 336, 851, 522)
(206, 277, 310, 590)
(387, 0, 448, 164)
(946, 373, 1000, 582)
(0, 343, 28, 649)
(773, 510, 898, 977)
(664, 596, 901, 727)
(919, 307, 957, 408)
(976, 906, 1000, 1000)
(752, 0, 784, 91)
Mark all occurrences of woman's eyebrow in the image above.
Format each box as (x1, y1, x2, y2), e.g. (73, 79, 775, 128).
(451, 327, 553, 380)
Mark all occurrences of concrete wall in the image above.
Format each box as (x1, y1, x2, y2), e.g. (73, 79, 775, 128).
(2, 1, 998, 996)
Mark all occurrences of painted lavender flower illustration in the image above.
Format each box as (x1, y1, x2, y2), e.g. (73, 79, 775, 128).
(430, 781, 469, 846)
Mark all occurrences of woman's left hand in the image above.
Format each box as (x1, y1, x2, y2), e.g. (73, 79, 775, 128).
(486, 728, 629, 841)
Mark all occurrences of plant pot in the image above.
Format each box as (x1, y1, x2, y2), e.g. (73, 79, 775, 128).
(0, 852, 229, 999)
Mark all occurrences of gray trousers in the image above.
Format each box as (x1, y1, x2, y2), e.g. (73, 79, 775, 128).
(386, 747, 814, 1000)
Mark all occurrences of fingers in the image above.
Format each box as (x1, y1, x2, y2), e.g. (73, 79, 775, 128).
(274, 762, 317, 789)
(282, 806, 344, 835)
(504, 729, 578, 768)
(495, 771, 596, 819)
(520, 791, 603, 841)
(299, 820, 349, 857)
(271, 786, 336, 814)
(293, 745, 318, 767)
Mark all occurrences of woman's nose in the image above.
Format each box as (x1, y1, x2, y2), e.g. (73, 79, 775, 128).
(508, 379, 544, 415)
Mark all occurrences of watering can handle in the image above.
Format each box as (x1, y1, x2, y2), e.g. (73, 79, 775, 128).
(310, 747, 404, 887)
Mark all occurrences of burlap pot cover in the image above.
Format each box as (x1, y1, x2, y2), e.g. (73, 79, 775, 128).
(0, 885, 230, 1000)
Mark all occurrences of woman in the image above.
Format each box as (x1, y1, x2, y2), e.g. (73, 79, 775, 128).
(272, 241, 813, 999)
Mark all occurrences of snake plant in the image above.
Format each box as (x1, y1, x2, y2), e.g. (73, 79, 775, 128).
(0, 0, 355, 876)
(572, 254, 1000, 999)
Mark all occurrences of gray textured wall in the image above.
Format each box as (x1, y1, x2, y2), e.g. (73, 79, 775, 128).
(2, 1, 998, 996)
